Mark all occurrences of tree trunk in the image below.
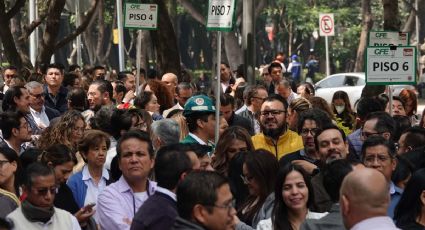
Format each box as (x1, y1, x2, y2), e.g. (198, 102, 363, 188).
(150, 0, 181, 77)
(354, 0, 373, 72)
(0, 1, 24, 68)
(95, 0, 104, 65)
(37, 0, 67, 66)
(382, 0, 400, 30)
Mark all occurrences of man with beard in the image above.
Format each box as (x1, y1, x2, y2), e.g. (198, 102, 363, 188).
(310, 124, 351, 212)
(83, 80, 114, 124)
(279, 108, 333, 173)
(251, 94, 303, 160)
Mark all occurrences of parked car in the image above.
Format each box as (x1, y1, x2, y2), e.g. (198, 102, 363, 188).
(314, 72, 416, 107)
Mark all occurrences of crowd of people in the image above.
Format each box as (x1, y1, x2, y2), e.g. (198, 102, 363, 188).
(0, 56, 424, 230)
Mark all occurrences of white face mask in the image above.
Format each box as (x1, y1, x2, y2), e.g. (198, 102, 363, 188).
(335, 105, 345, 114)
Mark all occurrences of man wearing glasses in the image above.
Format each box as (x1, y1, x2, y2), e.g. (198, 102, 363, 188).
(25, 81, 60, 131)
(279, 108, 333, 174)
(361, 111, 395, 142)
(361, 136, 401, 219)
(251, 94, 303, 160)
(0, 66, 17, 94)
(0, 111, 32, 155)
(173, 171, 236, 230)
(7, 162, 81, 229)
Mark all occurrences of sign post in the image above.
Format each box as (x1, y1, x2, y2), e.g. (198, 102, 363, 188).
(319, 13, 335, 76)
(124, 3, 158, 96)
(207, 0, 236, 144)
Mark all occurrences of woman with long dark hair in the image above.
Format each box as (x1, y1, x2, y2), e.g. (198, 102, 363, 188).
(236, 150, 279, 229)
(0, 146, 21, 218)
(394, 168, 425, 229)
(331, 91, 355, 135)
(257, 164, 326, 230)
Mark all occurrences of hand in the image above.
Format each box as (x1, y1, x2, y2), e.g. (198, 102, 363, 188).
(74, 204, 96, 225)
(292, 160, 318, 174)
(123, 90, 136, 103)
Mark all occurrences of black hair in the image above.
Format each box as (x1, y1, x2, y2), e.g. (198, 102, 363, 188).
(401, 126, 425, 150)
(272, 164, 314, 230)
(314, 124, 346, 151)
(90, 106, 114, 134)
(2, 86, 26, 111)
(92, 65, 106, 71)
(364, 111, 396, 141)
(67, 88, 87, 111)
(392, 115, 411, 142)
(220, 93, 235, 108)
(268, 62, 283, 74)
(117, 71, 134, 82)
(392, 96, 406, 109)
(361, 135, 396, 160)
(19, 148, 43, 170)
(322, 159, 353, 202)
(23, 162, 55, 189)
(114, 81, 127, 100)
(238, 150, 279, 224)
(0, 146, 23, 196)
(297, 108, 333, 134)
(155, 144, 192, 190)
(116, 130, 154, 158)
(356, 97, 385, 121)
(0, 217, 13, 229)
(45, 63, 65, 74)
(394, 168, 425, 228)
(392, 155, 414, 188)
(91, 79, 113, 101)
(39, 144, 77, 166)
(68, 64, 81, 72)
(264, 94, 288, 110)
(181, 143, 212, 159)
(176, 171, 228, 219)
(186, 113, 212, 133)
(0, 111, 26, 139)
(110, 109, 141, 140)
(62, 72, 79, 88)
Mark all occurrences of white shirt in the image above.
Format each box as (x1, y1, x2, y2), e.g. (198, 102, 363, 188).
(188, 133, 208, 145)
(105, 137, 117, 170)
(257, 210, 328, 230)
(162, 103, 183, 118)
(3, 85, 9, 94)
(155, 186, 176, 201)
(82, 165, 109, 206)
(350, 216, 400, 230)
(30, 106, 50, 128)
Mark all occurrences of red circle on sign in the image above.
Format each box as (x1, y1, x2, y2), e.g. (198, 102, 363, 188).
(320, 15, 334, 35)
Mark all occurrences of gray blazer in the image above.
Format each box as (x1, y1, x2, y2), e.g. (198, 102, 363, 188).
(236, 193, 275, 230)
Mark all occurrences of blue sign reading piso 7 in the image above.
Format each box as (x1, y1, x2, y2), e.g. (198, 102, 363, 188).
(366, 46, 417, 85)
(124, 3, 158, 30)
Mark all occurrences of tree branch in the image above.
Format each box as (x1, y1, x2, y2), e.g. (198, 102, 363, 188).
(177, 0, 205, 25)
(5, 0, 25, 20)
(55, 0, 100, 49)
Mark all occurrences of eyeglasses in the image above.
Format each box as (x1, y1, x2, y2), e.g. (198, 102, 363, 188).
(0, 160, 10, 168)
(30, 92, 45, 99)
(240, 174, 254, 184)
(206, 199, 236, 214)
(19, 123, 30, 131)
(363, 154, 392, 164)
(300, 128, 320, 136)
(33, 186, 57, 196)
(361, 131, 383, 139)
(253, 96, 267, 102)
(4, 74, 16, 78)
(260, 110, 286, 116)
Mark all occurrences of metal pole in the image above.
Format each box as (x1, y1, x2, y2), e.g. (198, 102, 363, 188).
(388, 85, 393, 116)
(76, 0, 82, 66)
(29, 0, 36, 66)
(415, 0, 420, 74)
(243, 0, 255, 85)
(215, 31, 222, 144)
(136, 30, 142, 96)
(325, 35, 330, 76)
(117, 0, 125, 71)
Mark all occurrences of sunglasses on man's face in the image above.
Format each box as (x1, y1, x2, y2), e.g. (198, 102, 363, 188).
(32, 186, 57, 196)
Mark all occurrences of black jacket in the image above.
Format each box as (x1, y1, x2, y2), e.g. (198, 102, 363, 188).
(172, 217, 206, 230)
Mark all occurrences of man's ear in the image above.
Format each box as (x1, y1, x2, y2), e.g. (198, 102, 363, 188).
(420, 190, 425, 206)
(192, 204, 208, 225)
(11, 127, 20, 137)
(340, 194, 350, 216)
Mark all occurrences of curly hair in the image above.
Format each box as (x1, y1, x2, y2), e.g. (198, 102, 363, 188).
(142, 79, 174, 113)
(37, 110, 85, 152)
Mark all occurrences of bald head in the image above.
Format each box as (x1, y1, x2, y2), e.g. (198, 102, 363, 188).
(162, 73, 178, 93)
(340, 168, 390, 229)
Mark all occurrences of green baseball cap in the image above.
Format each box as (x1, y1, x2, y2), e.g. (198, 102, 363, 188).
(183, 95, 216, 117)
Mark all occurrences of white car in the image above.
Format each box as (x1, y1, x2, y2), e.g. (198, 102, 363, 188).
(314, 72, 415, 107)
